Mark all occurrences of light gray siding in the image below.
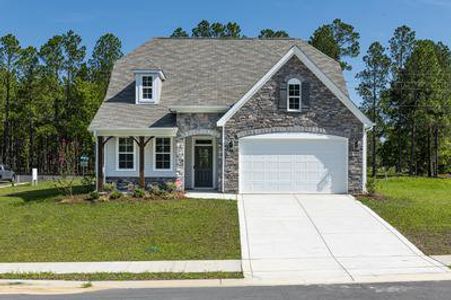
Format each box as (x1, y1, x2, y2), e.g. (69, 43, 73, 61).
(104, 137, 176, 178)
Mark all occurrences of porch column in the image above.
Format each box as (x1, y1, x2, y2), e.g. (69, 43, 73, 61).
(138, 136, 145, 188)
(175, 136, 185, 191)
(97, 136, 104, 191)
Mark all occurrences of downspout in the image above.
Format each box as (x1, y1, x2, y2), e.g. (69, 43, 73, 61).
(363, 124, 371, 193)
(222, 125, 225, 193)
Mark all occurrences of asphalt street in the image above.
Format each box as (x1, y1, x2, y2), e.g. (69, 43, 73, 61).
(1, 281, 451, 300)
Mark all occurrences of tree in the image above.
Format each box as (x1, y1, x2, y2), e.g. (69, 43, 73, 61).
(386, 25, 416, 173)
(403, 40, 447, 175)
(170, 27, 189, 38)
(89, 33, 123, 96)
(16, 46, 39, 170)
(192, 20, 212, 38)
(356, 42, 391, 177)
(224, 22, 242, 38)
(0, 34, 21, 165)
(258, 29, 289, 39)
(309, 19, 360, 70)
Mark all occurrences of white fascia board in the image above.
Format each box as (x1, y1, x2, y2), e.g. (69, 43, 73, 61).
(170, 105, 230, 113)
(95, 128, 178, 137)
(132, 68, 166, 80)
(217, 46, 373, 127)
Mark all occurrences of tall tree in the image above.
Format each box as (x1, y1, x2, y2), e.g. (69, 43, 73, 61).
(309, 19, 360, 70)
(0, 34, 21, 165)
(89, 33, 123, 97)
(170, 27, 189, 38)
(258, 29, 289, 39)
(192, 20, 212, 38)
(224, 22, 242, 38)
(356, 42, 391, 177)
(404, 40, 446, 175)
(387, 25, 416, 173)
(16, 46, 39, 170)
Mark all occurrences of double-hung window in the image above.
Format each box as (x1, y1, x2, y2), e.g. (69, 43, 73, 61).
(154, 137, 172, 170)
(287, 78, 301, 112)
(118, 137, 135, 170)
(141, 75, 153, 101)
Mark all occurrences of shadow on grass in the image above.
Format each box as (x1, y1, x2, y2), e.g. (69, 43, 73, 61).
(7, 185, 87, 203)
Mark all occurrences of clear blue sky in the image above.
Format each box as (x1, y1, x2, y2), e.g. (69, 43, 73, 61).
(1, 0, 450, 104)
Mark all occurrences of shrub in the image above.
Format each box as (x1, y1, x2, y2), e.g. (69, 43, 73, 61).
(109, 190, 123, 200)
(103, 183, 116, 192)
(147, 183, 162, 195)
(133, 188, 145, 198)
(366, 177, 376, 195)
(163, 181, 177, 193)
(88, 191, 100, 201)
(81, 174, 96, 193)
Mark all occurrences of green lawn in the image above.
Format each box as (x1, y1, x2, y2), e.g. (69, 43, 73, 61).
(0, 182, 241, 262)
(358, 177, 451, 255)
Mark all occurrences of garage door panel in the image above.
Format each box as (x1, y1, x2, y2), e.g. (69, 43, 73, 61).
(239, 137, 347, 194)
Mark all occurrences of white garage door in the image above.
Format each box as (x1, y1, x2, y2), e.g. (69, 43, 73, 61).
(239, 133, 348, 193)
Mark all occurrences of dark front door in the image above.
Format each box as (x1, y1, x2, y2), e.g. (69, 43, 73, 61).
(194, 145, 213, 188)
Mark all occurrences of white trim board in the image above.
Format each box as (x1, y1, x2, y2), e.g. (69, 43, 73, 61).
(217, 46, 373, 128)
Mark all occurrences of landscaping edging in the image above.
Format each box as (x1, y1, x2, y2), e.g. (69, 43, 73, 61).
(0, 260, 241, 274)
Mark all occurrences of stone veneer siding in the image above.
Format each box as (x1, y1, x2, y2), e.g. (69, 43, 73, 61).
(106, 176, 176, 190)
(223, 56, 364, 193)
(175, 113, 223, 190)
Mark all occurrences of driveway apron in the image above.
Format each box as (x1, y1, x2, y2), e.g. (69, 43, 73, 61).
(238, 194, 448, 281)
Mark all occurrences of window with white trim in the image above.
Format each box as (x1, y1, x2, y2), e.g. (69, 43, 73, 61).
(118, 137, 135, 170)
(154, 137, 171, 170)
(141, 75, 153, 100)
(287, 78, 301, 111)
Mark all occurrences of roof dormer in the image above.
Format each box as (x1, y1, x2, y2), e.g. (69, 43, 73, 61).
(133, 69, 165, 104)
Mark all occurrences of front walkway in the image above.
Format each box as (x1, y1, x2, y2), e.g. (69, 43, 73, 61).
(238, 194, 449, 281)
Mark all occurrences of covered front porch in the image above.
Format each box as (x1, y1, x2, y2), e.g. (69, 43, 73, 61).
(94, 128, 222, 192)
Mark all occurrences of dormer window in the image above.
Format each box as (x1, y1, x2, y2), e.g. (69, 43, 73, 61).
(287, 78, 301, 112)
(134, 69, 165, 104)
(142, 75, 153, 100)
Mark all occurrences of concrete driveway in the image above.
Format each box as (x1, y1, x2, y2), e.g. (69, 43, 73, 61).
(238, 194, 448, 282)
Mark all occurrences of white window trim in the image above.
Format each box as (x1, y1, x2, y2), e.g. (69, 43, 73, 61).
(136, 74, 155, 103)
(153, 137, 173, 171)
(116, 137, 136, 171)
(287, 78, 302, 112)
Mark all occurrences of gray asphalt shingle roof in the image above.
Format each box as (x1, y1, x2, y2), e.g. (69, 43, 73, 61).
(89, 38, 348, 130)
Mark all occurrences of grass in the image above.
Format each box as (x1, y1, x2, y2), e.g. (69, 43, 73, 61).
(358, 176, 451, 255)
(0, 182, 240, 262)
(0, 272, 243, 281)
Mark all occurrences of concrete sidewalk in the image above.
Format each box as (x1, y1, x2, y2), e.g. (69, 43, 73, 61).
(0, 260, 241, 274)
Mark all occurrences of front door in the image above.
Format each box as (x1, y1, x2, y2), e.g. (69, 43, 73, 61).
(194, 142, 213, 188)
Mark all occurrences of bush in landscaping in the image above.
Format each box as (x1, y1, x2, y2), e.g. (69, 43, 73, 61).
(103, 183, 116, 192)
(81, 174, 96, 193)
(163, 181, 177, 193)
(88, 191, 100, 201)
(109, 191, 122, 200)
(366, 177, 376, 195)
(133, 188, 145, 198)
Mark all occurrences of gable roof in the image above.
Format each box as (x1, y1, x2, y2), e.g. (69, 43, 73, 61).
(217, 46, 373, 127)
(89, 38, 363, 131)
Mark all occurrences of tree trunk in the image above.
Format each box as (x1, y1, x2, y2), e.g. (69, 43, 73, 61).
(409, 120, 416, 176)
(2, 72, 10, 165)
(396, 126, 402, 174)
(434, 126, 439, 177)
(427, 125, 432, 177)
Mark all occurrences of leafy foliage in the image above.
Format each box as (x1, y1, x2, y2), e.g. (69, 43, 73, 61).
(309, 18, 360, 70)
